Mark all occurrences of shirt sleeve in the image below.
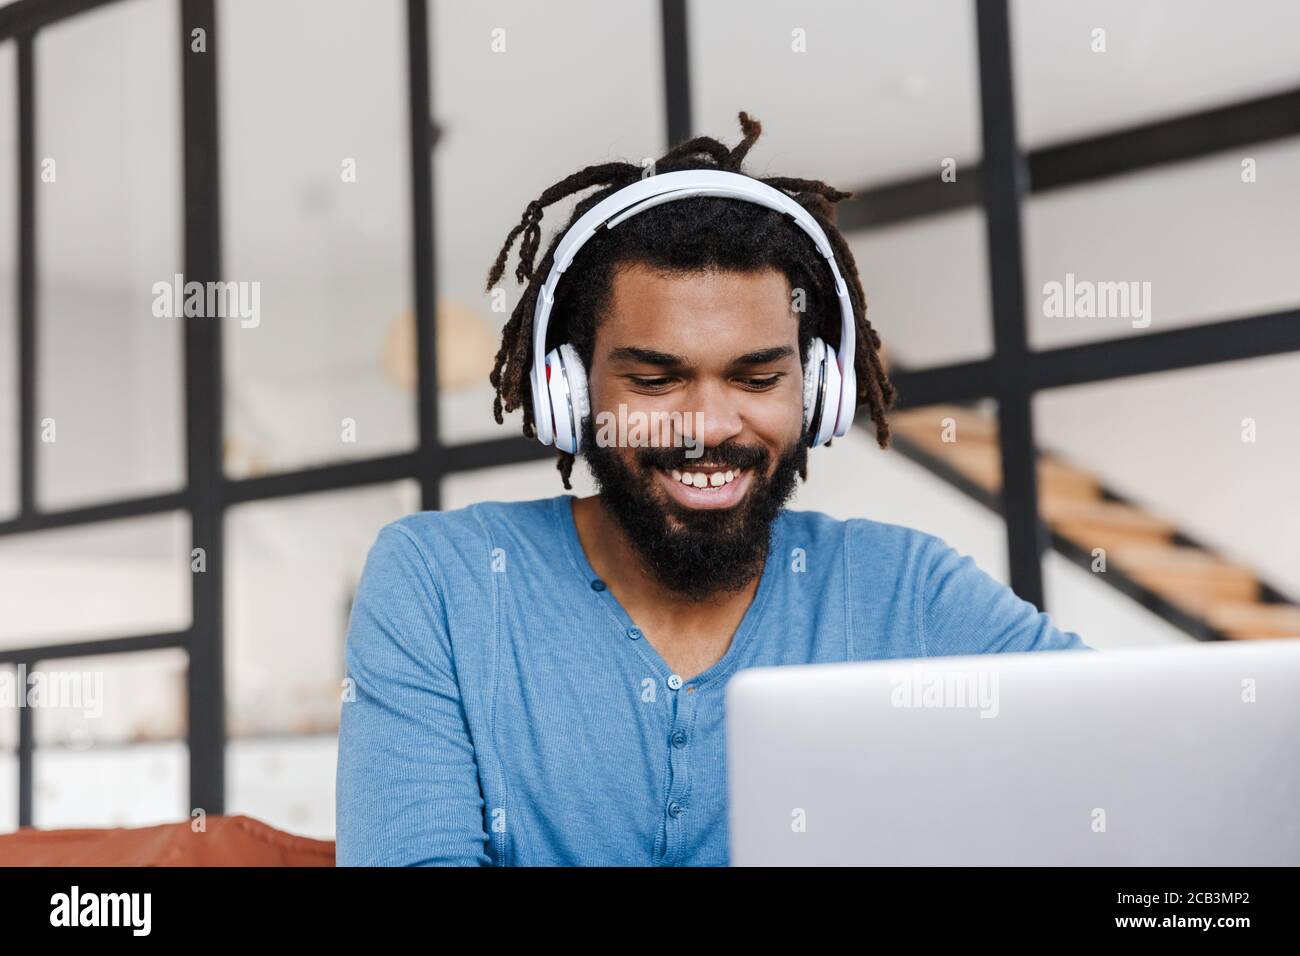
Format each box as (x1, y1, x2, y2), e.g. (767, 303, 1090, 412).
(335, 523, 492, 866)
(919, 535, 1093, 657)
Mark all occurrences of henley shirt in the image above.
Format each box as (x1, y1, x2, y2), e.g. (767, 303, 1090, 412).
(335, 494, 1089, 866)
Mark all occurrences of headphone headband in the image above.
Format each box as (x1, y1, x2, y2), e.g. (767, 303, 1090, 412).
(529, 169, 857, 447)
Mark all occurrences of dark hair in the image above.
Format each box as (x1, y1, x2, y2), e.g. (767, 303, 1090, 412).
(485, 112, 894, 489)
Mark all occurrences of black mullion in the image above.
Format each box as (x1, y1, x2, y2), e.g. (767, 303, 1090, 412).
(0, 0, 129, 41)
(838, 87, 1300, 232)
(838, 170, 983, 232)
(890, 359, 998, 410)
(224, 452, 420, 506)
(660, 0, 692, 148)
(14, 29, 34, 831)
(887, 304, 1300, 411)
(17, 692, 32, 826)
(180, 0, 223, 815)
(443, 435, 554, 474)
(407, 0, 440, 511)
(17, 34, 34, 518)
(0, 631, 189, 667)
(1029, 88, 1300, 193)
(1030, 308, 1300, 391)
(975, 0, 1045, 607)
(0, 490, 188, 536)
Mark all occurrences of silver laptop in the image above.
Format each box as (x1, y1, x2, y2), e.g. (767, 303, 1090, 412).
(726, 639, 1300, 865)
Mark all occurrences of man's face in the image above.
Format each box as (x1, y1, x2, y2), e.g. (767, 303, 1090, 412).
(580, 262, 808, 600)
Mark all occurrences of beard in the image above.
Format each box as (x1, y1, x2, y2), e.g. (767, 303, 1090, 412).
(580, 415, 807, 602)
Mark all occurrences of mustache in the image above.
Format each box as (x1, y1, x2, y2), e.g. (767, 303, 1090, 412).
(634, 441, 769, 473)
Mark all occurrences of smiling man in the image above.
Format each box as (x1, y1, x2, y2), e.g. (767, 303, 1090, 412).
(335, 114, 1088, 867)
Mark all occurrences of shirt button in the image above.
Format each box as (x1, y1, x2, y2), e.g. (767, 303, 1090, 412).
(626, 627, 642, 640)
(671, 731, 687, 748)
(668, 802, 685, 818)
(590, 579, 606, 592)
(667, 674, 683, 691)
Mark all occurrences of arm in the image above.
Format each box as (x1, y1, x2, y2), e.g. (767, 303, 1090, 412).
(335, 524, 492, 866)
(920, 535, 1092, 656)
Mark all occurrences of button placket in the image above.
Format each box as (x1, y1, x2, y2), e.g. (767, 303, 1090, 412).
(662, 674, 696, 865)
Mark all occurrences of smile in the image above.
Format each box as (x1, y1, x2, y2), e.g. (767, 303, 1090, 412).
(672, 467, 739, 488)
(654, 465, 753, 510)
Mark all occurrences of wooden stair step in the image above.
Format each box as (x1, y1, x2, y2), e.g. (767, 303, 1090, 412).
(1206, 602, 1300, 639)
(1109, 545, 1259, 606)
(902, 437, 1102, 501)
(891, 407, 1296, 640)
(1045, 499, 1177, 551)
(936, 443, 1001, 491)
(1109, 544, 1252, 571)
(1135, 580, 1257, 606)
(891, 405, 1000, 444)
(1036, 458, 1101, 500)
(1043, 498, 1177, 534)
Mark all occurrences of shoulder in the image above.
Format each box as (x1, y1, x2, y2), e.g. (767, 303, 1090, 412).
(778, 507, 946, 572)
(383, 496, 557, 551)
(368, 496, 566, 588)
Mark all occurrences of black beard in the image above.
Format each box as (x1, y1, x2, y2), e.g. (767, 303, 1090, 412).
(580, 416, 807, 602)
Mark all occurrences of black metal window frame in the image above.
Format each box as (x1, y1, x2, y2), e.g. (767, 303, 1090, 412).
(1, 0, 1297, 828)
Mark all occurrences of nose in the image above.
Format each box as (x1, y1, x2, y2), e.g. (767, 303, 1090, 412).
(683, 379, 744, 450)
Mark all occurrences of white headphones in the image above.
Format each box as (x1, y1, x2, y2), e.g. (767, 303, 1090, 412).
(528, 169, 858, 455)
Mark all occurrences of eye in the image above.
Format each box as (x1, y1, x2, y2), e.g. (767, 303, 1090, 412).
(738, 374, 784, 390)
(627, 376, 675, 391)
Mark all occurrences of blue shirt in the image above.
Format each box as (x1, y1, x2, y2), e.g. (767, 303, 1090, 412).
(335, 495, 1088, 866)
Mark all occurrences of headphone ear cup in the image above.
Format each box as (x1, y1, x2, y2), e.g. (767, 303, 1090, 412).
(561, 343, 590, 453)
(531, 363, 554, 447)
(543, 348, 568, 452)
(802, 337, 828, 446)
(801, 338, 821, 434)
(815, 346, 844, 447)
(546, 343, 589, 455)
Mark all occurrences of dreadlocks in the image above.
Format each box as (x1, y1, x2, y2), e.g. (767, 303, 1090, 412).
(485, 111, 895, 489)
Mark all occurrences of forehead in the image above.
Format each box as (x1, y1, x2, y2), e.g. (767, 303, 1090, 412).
(597, 262, 796, 353)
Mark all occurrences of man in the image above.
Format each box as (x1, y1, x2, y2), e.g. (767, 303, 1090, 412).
(336, 114, 1088, 866)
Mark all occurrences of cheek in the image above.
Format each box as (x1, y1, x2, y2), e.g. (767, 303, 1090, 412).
(586, 370, 631, 418)
(750, 380, 805, 443)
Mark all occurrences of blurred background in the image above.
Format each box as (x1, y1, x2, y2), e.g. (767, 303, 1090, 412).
(0, 0, 1297, 840)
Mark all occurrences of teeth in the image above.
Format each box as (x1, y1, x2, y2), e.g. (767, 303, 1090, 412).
(668, 468, 743, 489)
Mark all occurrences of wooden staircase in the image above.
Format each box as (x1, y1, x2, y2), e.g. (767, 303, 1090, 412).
(889, 404, 1299, 641)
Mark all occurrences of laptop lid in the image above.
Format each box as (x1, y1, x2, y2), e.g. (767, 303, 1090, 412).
(726, 639, 1300, 865)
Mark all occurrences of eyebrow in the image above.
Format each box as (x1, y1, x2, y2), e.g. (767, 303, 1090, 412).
(608, 344, 795, 368)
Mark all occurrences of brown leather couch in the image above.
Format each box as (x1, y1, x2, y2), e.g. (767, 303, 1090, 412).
(0, 815, 335, 866)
